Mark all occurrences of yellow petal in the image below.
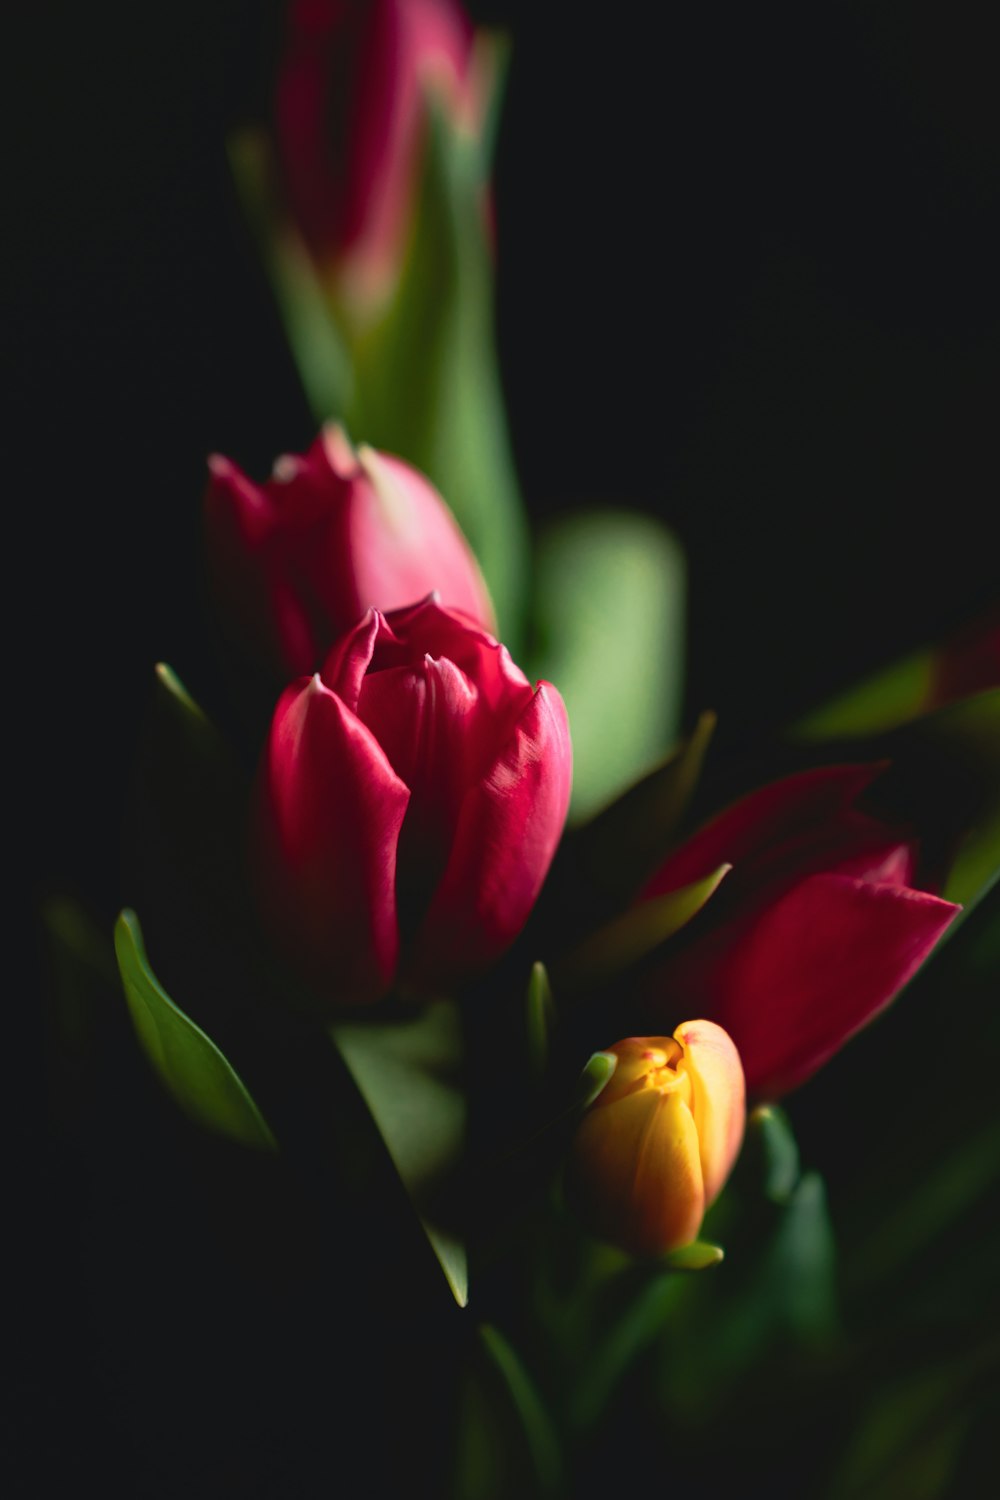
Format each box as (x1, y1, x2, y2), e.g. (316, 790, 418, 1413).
(674, 1019, 746, 1206)
(571, 1085, 704, 1256)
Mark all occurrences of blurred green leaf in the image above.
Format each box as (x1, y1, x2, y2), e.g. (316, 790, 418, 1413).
(557, 711, 715, 923)
(743, 1104, 801, 1205)
(348, 50, 529, 643)
(576, 1051, 618, 1111)
(227, 129, 352, 421)
(926, 690, 1000, 910)
(555, 864, 729, 994)
(827, 1347, 997, 1500)
(662, 1241, 725, 1271)
(332, 1001, 468, 1306)
(532, 509, 686, 821)
(525, 962, 555, 1079)
(41, 895, 118, 1051)
(793, 649, 936, 740)
(454, 1324, 563, 1500)
(847, 1119, 1000, 1295)
(114, 908, 277, 1152)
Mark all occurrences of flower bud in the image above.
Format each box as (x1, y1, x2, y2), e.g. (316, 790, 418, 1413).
(205, 424, 494, 681)
(570, 1023, 745, 1257)
(276, 0, 481, 314)
(254, 596, 572, 1006)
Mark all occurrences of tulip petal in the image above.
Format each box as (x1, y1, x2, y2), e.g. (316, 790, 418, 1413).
(378, 596, 533, 715)
(412, 682, 572, 982)
(321, 608, 381, 710)
(673, 1019, 745, 1206)
(705, 873, 960, 1097)
(255, 676, 410, 1005)
(642, 763, 888, 899)
(350, 447, 495, 632)
(572, 1088, 705, 1256)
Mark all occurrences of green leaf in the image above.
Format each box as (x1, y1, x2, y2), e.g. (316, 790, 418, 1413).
(743, 1104, 801, 1205)
(661, 1240, 725, 1271)
(560, 710, 715, 917)
(554, 864, 729, 993)
(928, 691, 1000, 910)
(576, 1051, 618, 1111)
(532, 509, 686, 821)
(792, 648, 937, 739)
(227, 129, 352, 421)
(347, 51, 529, 644)
(847, 1119, 1000, 1295)
(525, 962, 555, 1079)
(114, 908, 276, 1152)
(331, 1001, 468, 1306)
(41, 895, 118, 1051)
(453, 1325, 563, 1500)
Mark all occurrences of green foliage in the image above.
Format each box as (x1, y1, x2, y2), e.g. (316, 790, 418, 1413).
(525, 962, 555, 1079)
(227, 130, 352, 421)
(532, 510, 686, 820)
(349, 69, 529, 644)
(454, 1324, 564, 1500)
(332, 1001, 468, 1307)
(114, 908, 277, 1152)
(554, 864, 729, 994)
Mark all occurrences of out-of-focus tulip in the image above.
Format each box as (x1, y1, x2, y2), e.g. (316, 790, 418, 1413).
(254, 596, 572, 1006)
(570, 1023, 745, 1256)
(205, 424, 494, 680)
(639, 764, 960, 1099)
(276, 0, 481, 314)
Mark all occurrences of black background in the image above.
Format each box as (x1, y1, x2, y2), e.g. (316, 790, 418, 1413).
(13, 1, 999, 916)
(13, 2, 999, 1494)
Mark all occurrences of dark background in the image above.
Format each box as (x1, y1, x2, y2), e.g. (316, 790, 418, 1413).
(14, 2, 999, 1494)
(14, 0, 999, 915)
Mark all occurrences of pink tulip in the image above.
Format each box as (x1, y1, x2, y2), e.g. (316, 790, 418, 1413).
(205, 424, 494, 680)
(640, 764, 959, 1098)
(255, 596, 572, 1005)
(275, 0, 480, 312)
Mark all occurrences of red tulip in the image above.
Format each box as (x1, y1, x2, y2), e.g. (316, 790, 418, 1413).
(205, 424, 494, 680)
(255, 597, 572, 1005)
(640, 764, 959, 1098)
(276, 0, 480, 312)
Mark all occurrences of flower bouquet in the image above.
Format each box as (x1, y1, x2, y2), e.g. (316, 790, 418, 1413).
(35, 3, 999, 1495)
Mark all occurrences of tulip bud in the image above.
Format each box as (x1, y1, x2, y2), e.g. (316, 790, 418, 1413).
(205, 424, 494, 681)
(254, 596, 572, 1006)
(275, 0, 481, 315)
(570, 1023, 745, 1257)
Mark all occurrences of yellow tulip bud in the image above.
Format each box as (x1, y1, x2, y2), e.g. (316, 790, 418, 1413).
(569, 1021, 745, 1256)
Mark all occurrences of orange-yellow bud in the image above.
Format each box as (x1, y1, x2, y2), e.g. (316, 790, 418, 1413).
(569, 1021, 746, 1256)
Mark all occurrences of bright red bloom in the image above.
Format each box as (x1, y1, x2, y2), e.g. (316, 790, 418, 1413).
(640, 764, 960, 1098)
(255, 597, 572, 1006)
(205, 425, 493, 680)
(276, 0, 479, 311)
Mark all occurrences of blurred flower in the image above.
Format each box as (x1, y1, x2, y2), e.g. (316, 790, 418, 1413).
(570, 1023, 745, 1256)
(205, 423, 493, 680)
(275, 0, 481, 314)
(640, 764, 960, 1098)
(255, 596, 572, 1006)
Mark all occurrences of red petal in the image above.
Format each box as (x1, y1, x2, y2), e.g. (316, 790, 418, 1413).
(642, 763, 888, 900)
(411, 682, 572, 984)
(254, 675, 410, 1005)
(692, 872, 960, 1097)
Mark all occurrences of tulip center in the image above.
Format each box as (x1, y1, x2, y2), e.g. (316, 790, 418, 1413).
(639, 1040, 692, 1106)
